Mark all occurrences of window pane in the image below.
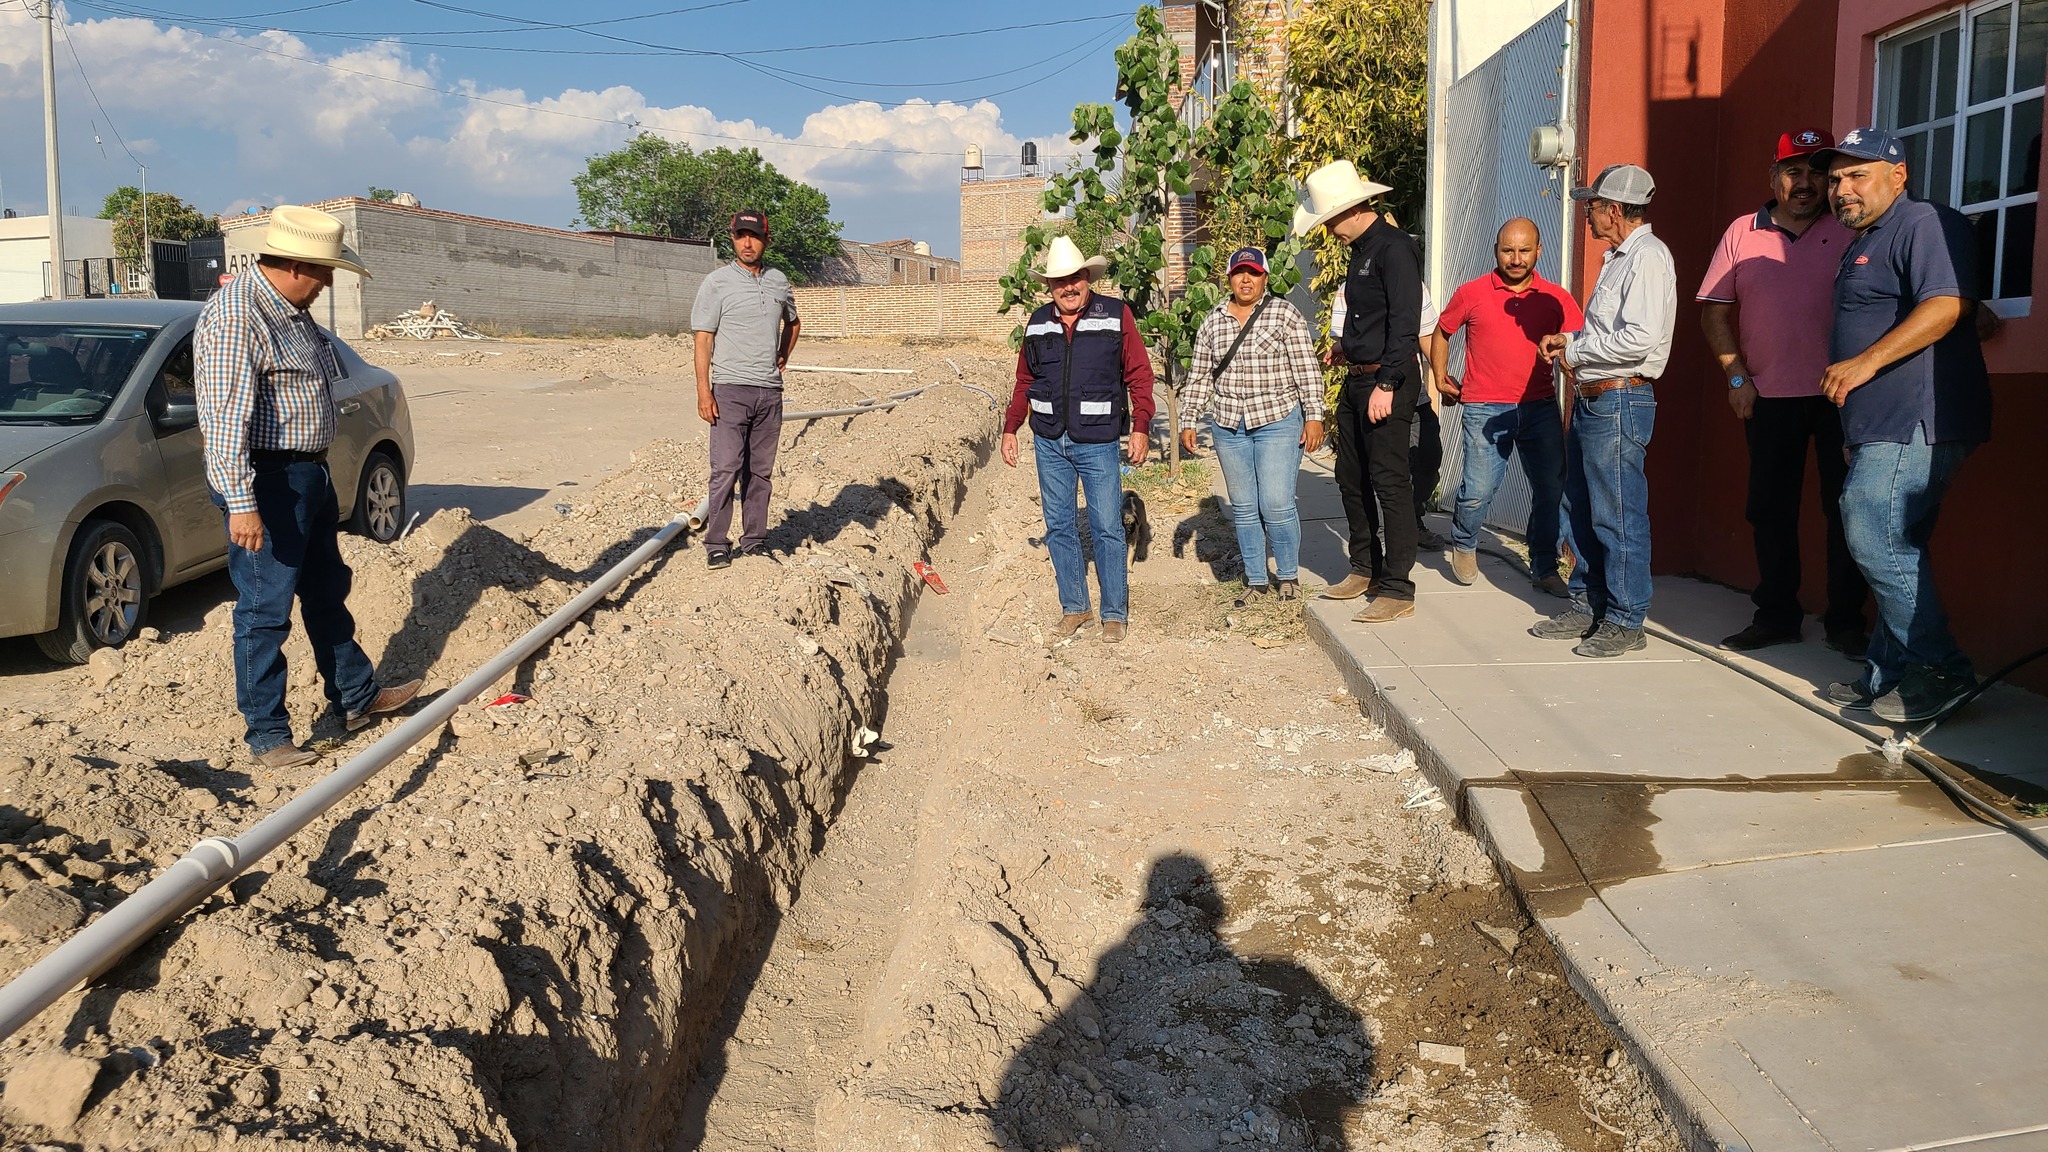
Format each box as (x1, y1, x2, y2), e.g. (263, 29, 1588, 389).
(1973, 209, 2001, 297)
(1939, 27, 1964, 117)
(1896, 33, 1935, 125)
(1965, 107, 2008, 201)
(1933, 123, 1959, 203)
(1974, 4, 2014, 104)
(1903, 130, 1933, 197)
(2012, 96, 2044, 192)
(2002, 201, 2037, 296)
(2018, 0, 2048, 91)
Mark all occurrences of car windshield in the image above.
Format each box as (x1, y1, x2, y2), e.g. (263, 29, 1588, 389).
(0, 324, 158, 425)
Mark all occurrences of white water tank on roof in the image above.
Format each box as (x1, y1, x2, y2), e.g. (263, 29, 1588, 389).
(964, 143, 983, 170)
(912, 241, 930, 256)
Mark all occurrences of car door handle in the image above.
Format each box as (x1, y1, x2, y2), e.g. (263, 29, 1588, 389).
(339, 400, 362, 414)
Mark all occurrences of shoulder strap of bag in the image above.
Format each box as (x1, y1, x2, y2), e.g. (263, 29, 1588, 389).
(1212, 295, 1274, 381)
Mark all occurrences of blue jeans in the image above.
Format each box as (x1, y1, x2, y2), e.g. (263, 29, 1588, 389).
(1035, 434, 1129, 622)
(1450, 400, 1566, 577)
(1564, 385, 1655, 629)
(214, 458, 379, 754)
(1841, 426, 1974, 693)
(1210, 406, 1305, 584)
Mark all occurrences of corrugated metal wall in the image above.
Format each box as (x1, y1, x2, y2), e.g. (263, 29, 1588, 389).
(1430, 4, 1574, 540)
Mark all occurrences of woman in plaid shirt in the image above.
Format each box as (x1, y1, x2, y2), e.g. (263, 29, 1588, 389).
(1179, 248, 1326, 602)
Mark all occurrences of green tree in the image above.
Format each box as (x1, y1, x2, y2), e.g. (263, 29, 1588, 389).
(98, 187, 219, 263)
(571, 135, 842, 283)
(999, 6, 1304, 466)
(367, 185, 398, 202)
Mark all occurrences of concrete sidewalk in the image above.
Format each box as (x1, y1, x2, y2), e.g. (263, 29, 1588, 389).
(1256, 456, 2048, 1152)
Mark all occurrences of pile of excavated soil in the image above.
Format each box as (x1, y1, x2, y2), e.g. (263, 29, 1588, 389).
(0, 350, 1008, 1151)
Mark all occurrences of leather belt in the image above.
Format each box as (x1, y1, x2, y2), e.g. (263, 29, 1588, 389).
(1573, 374, 1652, 399)
(1344, 362, 1384, 378)
(251, 448, 329, 464)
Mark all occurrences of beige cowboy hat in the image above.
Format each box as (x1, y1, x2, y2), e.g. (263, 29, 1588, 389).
(1291, 160, 1394, 237)
(257, 204, 372, 279)
(1033, 235, 1107, 281)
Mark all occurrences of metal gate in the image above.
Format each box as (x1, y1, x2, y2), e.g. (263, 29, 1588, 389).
(1424, 2, 1575, 540)
(151, 239, 190, 300)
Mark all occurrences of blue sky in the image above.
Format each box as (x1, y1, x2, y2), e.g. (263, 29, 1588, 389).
(0, 0, 1134, 256)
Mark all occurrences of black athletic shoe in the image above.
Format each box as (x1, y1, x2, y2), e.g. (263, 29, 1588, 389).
(1826, 679, 1876, 711)
(1720, 623, 1801, 652)
(1872, 668, 1975, 724)
(706, 549, 732, 570)
(1530, 608, 1597, 641)
(735, 542, 775, 559)
(1823, 629, 1870, 662)
(1574, 622, 1647, 659)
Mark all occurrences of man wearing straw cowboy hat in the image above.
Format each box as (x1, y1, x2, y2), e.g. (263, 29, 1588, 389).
(196, 205, 421, 770)
(1000, 235, 1156, 643)
(1295, 159, 1424, 622)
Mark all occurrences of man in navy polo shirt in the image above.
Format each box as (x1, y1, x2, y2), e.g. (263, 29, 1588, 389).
(1816, 127, 1993, 723)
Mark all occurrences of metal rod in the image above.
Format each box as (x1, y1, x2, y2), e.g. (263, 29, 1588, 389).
(784, 365, 914, 375)
(0, 504, 706, 1043)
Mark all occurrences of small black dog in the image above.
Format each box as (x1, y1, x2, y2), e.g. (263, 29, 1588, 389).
(1122, 490, 1152, 562)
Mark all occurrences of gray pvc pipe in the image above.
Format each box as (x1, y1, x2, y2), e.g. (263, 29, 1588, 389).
(783, 384, 932, 422)
(783, 365, 914, 375)
(0, 500, 707, 1043)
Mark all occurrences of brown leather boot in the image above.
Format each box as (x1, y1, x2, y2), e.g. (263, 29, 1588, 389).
(1101, 621, 1127, 643)
(1050, 611, 1096, 638)
(1321, 573, 1375, 600)
(1450, 550, 1479, 585)
(1352, 597, 1415, 623)
(345, 678, 423, 732)
(254, 744, 318, 770)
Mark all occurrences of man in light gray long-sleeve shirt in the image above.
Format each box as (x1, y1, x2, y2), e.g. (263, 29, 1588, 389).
(1534, 164, 1677, 658)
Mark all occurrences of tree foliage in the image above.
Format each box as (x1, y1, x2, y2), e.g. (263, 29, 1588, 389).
(572, 135, 842, 283)
(367, 186, 398, 202)
(98, 187, 219, 263)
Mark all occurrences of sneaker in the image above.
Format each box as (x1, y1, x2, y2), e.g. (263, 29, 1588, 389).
(1101, 621, 1128, 643)
(1233, 584, 1270, 609)
(254, 743, 318, 770)
(706, 549, 732, 570)
(1276, 579, 1300, 602)
(1449, 550, 1479, 585)
(1826, 679, 1877, 711)
(1417, 527, 1450, 552)
(1533, 573, 1570, 598)
(735, 542, 775, 559)
(345, 678, 423, 732)
(1352, 597, 1415, 623)
(1823, 629, 1869, 662)
(1574, 622, 1647, 658)
(1321, 573, 1375, 600)
(1871, 668, 1976, 724)
(1051, 611, 1096, 638)
(1530, 608, 1597, 641)
(1720, 623, 1801, 652)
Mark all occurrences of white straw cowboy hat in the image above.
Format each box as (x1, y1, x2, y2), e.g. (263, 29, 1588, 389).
(1033, 235, 1108, 281)
(257, 205, 372, 279)
(1292, 160, 1394, 237)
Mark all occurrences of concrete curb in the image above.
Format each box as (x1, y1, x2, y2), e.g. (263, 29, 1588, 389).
(1306, 606, 1757, 1152)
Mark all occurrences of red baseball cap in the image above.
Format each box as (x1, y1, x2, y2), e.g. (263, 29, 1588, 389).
(1776, 128, 1835, 163)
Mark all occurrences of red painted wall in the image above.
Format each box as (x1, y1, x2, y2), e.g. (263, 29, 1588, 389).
(1575, 0, 2048, 692)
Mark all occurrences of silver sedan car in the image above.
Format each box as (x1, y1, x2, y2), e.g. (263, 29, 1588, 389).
(0, 299, 413, 663)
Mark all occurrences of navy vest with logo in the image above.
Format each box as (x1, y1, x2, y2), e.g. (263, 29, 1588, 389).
(1022, 296, 1128, 444)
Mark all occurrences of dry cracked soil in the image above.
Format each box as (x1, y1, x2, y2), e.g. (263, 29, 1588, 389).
(0, 335, 1679, 1152)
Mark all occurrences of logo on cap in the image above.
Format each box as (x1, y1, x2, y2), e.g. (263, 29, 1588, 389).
(1797, 130, 1822, 146)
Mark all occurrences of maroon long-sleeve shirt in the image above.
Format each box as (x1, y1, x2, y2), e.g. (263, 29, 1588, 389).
(1004, 298, 1157, 436)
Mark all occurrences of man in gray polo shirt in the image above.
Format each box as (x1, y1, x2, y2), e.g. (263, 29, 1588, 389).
(693, 208, 800, 568)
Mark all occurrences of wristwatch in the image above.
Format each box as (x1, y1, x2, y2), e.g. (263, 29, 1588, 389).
(1729, 374, 1748, 390)
(1374, 379, 1397, 393)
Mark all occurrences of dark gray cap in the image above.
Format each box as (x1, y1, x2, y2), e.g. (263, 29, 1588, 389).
(1570, 163, 1656, 206)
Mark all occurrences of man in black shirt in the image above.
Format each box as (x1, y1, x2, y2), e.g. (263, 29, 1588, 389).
(1296, 160, 1424, 621)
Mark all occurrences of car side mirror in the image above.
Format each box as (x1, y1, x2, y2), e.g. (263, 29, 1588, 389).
(156, 400, 199, 432)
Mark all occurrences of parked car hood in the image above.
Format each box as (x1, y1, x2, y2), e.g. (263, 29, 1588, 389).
(0, 424, 93, 473)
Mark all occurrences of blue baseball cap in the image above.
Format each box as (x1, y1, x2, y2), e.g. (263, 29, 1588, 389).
(1226, 246, 1268, 274)
(1817, 126, 1906, 166)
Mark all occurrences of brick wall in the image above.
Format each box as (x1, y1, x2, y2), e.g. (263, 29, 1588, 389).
(223, 198, 720, 339)
(792, 280, 1022, 341)
(959, 176, 1050, 280)
(819, 239, 963, 286)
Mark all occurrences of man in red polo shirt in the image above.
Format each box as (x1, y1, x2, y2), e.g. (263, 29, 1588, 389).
(1431, 217, 1583, 594)
(1698, 128, 1869, 657)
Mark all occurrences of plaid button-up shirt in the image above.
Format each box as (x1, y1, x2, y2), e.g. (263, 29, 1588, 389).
(1181, 295, 1325, 432)
(195, 268, 343, 513)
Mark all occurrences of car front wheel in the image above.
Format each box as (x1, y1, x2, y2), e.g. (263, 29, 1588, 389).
(351, 450, 406, 543)
(36, 519, 150, 664)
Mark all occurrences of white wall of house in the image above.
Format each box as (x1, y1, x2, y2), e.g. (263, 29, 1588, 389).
(0, 215, 116, 303)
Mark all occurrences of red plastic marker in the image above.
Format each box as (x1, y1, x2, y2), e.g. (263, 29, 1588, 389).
(486, 693, 530, 709)
(912, 561, 950, 594)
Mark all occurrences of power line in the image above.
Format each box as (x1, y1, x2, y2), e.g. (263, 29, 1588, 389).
(56, 3, 141, 168)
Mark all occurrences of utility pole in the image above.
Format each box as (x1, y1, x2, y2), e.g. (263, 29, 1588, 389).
(140, 163, 150, 295)
(39, 0, 67, 299)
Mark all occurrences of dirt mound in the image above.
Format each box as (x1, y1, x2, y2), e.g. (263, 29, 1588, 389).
(0, 353, 1009, 1150)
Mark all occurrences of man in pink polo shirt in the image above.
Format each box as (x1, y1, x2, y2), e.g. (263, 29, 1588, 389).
(1698, 128, 1869, 657)
(1432, 217, 1584, 594)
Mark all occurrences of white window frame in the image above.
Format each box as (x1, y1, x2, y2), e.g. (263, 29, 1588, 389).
(1873, 0, 2046, 316)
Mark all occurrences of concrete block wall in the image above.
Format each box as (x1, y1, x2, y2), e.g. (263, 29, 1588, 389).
(792, 281, 1018, 341)
(224, 199, 718, 339)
